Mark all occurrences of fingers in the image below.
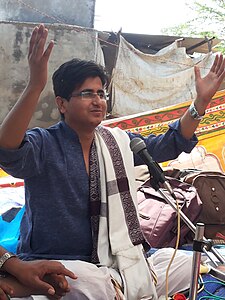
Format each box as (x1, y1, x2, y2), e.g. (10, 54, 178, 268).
(0, 290, 8, 300)
(47, 293, 63, 300)
(35, 27, 48, 58)
(43, 40, 54, 62)
(200, 53, 225, 84)
(58, 267, 77, 280)
(217, 56, 225, 78)
(42, 264, 77, 298)
(32, 276, 56, 296)
(29, 24, 44, 59)
(29, 24, 54, 63)
(28, 26, 38, 58)
(27, 262, 77, 296)
(31, 24, 48, 59)
(44, 262, 77, 280)
(54, 274, 70, 292)
(210, 53, 219, 73)
(0, 289, 8, 300)
(0, 284, 14, 300)
(194, 65, 201, 81)
(211, 53, 225, 86)
(215, 53, 223, 74)
(45, 274, 69, 297)
(211, 53, 225, 77)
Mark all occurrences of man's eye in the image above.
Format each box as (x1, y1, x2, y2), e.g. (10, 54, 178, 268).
(82, 92, 92, 97)
(98, 92, 105, 98)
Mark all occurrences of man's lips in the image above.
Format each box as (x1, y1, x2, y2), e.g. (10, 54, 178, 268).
(90, 110, 102, 113)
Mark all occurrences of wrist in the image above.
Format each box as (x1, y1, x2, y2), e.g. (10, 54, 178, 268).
(0, 252, 17, 272)
(193, 98, 208, 115)
(26, 82, 44, 96)
(189, 101, 205, 120)
(4, 259, 26, 279)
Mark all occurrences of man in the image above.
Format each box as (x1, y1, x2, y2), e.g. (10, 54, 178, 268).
(0, 24, 224, 299)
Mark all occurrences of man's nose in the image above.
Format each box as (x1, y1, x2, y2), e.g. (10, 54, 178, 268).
(92, 93, 103, 103)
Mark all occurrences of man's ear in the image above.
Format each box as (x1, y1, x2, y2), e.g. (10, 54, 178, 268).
(55, 96, 67, 114)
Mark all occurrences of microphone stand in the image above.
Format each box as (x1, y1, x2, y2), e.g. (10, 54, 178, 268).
(130, 137, 225, 296)
(189, 223, 205, 300)
(149, 173, 225, 299)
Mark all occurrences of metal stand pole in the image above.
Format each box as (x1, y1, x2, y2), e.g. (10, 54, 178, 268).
(189, 223, 205, 300)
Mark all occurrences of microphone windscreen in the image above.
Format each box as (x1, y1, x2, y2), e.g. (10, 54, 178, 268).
(130, 137, 146, 154)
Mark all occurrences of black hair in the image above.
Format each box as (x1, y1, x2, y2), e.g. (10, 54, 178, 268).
(52, 58, 109, 100)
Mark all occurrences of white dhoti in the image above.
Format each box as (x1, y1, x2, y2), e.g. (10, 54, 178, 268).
(149, 248, 193, 297)
(12, 249, 193, 300)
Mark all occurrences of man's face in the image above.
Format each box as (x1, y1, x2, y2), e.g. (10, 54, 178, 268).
(62, 76, 107, 131)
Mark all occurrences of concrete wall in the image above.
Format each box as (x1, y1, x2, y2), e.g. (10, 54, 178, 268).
(0, 0, 95, 28)
(0, 21, 104, 128)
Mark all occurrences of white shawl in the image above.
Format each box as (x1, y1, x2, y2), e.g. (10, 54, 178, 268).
(94, 126, 158, 300)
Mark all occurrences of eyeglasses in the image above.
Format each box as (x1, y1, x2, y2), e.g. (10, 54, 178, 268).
(71, 90, 109, 101)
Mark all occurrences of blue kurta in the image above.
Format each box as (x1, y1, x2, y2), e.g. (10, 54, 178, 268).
(0, 120, 197, 260)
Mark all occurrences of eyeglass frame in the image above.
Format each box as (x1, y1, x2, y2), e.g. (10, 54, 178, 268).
(70, 89, 109, 101)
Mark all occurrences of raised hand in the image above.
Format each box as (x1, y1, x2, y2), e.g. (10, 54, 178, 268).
(28, 24, 54, 93)
(194, 53, 225, 112)
(179, 53, 225, 139)
(0, 24, 55, 149)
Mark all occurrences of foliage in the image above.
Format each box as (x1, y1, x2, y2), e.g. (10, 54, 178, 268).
(161, 0, 225, 53)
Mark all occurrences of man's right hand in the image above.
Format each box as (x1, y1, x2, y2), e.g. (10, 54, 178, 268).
(28, 24, 54, 93)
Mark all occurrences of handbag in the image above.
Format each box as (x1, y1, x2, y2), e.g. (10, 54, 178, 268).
(137, 177, 202, 248)
(182, 171, 225, 239)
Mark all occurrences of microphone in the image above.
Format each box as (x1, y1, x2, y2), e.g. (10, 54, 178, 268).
(130, 137, 176, 199)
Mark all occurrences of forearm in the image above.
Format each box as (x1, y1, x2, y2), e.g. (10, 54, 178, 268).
(0, 84, 42, 149)
(179, 109, 200, 140)
(0, 24, 53, 150)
